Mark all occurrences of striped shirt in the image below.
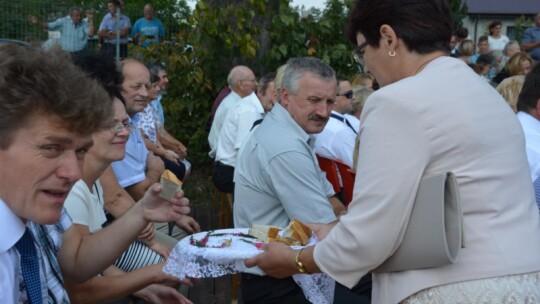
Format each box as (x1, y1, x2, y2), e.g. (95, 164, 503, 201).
(24, 209, 72, 303)
(48, 16, 90, 52)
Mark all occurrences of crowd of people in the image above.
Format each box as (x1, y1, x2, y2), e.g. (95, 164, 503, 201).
(3, 0, 540, 303)
(29, 0, 166, 59)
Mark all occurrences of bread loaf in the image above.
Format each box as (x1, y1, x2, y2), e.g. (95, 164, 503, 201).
(161, 169, 182, 186)
(248, 219, 312, 246)
(248, 225, 281, 243)
(282, 219, 312, 245)
(159, 169, 183, 201)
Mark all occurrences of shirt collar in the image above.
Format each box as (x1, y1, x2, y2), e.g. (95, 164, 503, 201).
(245, 92, 265, 114)
(518, 111, 540, 132)
(0, 198, 26, 252)
(271, 103, 312, 146)
(331, 110, 345, 118)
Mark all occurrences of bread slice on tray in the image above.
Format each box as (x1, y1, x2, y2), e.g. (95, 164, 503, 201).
(248, 219, 312, 246)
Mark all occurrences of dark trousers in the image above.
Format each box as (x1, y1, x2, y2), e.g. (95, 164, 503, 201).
(212, 161, 235, 193)
(240, 274, 371, 304)
(102, 43, 128, 59)
(159, 156, 187, 181)
(240, 274, 310, 304)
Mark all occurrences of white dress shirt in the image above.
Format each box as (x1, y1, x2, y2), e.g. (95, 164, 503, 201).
(216, 92, 264, 167)
(517, 111, 540, 182)
(344, 113, 360, 133)
(208, 91, 241, 158)
(0, 199, 25, 304)
(313, 111, 356, 167)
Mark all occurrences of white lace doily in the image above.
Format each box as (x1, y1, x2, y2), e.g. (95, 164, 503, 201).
(163, 228, 335, 304)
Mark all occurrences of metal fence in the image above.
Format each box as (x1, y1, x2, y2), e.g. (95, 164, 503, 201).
(0, 1, 187, 46)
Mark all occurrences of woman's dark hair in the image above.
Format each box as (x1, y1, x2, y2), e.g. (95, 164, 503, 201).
(517, 63, 540, 113)
(346, 0, 452, 54)
(489, 21, 502, 35)
(72, 50, 125, 104)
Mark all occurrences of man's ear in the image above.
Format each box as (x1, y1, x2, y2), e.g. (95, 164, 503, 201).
(281, 88, 290, 108)
(534, 98, 540, 118)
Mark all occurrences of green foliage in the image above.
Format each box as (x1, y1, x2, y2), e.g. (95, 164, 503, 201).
(3, 0, 364, 168)
(448, 0, 468, 31)
(263, 0, 357, 77)
(130, 0, 361, 167)
(131, 0, 267, 166)
(513, 15, 533, 44)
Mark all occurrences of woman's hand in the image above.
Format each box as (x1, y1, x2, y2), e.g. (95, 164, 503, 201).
(305, 220, 338, 241)
(163, 149, 180, 162)
(138, 222, 155, 241)
(140, 184, 191, 223)
(149, 240, 172, 258)
(175, 215, 201, 234)
(134, 284, 193, 304)
(244, 242, 297, 279)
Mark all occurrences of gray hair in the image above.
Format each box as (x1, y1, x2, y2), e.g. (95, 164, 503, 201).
(148, 63, 166, 76)
(258, 72, 276, 96)
(282, 57, 336, 95)
(69, 7, 82, 14)
(503, 40, 520, 53)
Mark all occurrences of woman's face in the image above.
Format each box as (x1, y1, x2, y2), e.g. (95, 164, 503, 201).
(490, 25, 501, 37)
(519, 59, 532, 75)
(356, 33, 393, 87)
(89, 98, 130, 164)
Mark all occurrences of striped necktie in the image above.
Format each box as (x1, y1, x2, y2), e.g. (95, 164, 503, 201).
(16, 228, 42, 304)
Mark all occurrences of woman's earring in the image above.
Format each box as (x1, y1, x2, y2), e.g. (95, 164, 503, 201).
(388, 50, 396, 57)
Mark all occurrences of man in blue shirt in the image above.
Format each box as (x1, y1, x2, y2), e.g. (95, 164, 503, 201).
(521, 12, 540, 61)
(98, 0, 131, 59)
(29, 7, 94, 53)
(132, 3, 165, 48)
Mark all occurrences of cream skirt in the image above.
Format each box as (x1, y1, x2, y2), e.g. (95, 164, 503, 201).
(401, 271, 540, 304)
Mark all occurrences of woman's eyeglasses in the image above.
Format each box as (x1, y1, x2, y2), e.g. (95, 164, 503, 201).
(111, 122, 134, 133)
(352, 41, 369, 73)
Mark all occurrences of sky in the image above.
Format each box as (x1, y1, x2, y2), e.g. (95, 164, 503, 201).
(186, 0, 327, 10)
(290, 0, 326, 9)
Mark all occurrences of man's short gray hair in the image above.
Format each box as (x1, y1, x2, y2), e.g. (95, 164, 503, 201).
(281, 57, 336, 95)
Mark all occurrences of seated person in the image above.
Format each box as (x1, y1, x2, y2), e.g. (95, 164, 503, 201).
(148, 63, 191, 180)
(110, 59, 200, 240)
(493, 52, 533, 84)
(136, 72, 188, 182)
(64, 94, 193, 303)
(0, 44, 190, 303)
(496, 75, 526, 113)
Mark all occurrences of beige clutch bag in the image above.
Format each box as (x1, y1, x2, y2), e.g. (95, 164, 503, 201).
(373, 172, 464, 273)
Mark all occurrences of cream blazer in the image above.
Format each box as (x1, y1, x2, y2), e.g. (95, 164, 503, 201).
(314, 56, 540, 303)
